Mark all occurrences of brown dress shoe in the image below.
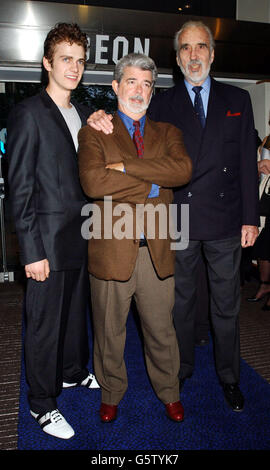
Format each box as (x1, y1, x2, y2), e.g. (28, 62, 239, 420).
(165, 401, 184, 422)
(100, 403, 118, 423)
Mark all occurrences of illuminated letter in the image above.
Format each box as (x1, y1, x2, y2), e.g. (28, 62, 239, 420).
(112, 36, 129, 63)
(95, 35, 109, 64)
(134, 38, 150, 56)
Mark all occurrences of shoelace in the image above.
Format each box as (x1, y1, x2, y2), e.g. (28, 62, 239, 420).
(50, 409, 63, 424)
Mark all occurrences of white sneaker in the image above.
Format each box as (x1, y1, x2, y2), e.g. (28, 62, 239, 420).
(63, 372, 100, 389)
(30, 409, 75, 439)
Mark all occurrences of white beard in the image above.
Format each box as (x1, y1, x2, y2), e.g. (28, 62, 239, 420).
(118, 94, 150, 115)
(179, 59, 211, 85)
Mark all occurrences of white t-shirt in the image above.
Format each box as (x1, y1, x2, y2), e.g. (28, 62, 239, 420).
(57, 103, 81, 151)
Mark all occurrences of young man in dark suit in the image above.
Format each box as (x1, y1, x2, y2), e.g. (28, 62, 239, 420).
(7, 23, 99, 440)
(87, 21, 259, 413)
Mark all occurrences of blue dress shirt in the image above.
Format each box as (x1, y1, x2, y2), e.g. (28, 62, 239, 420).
(184, 75, 211, 117)
(117, 110, 159, 198)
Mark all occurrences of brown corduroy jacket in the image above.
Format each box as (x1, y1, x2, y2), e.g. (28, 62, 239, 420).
(78, 114, 192, 281)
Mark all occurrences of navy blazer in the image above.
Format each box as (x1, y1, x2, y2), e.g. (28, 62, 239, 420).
(7, 89, 92, 270)
(148, 78, 259, 240)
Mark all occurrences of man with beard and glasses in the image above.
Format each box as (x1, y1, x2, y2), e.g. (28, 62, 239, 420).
(77, 53, 192, 423)
(86, 21, 259, 413)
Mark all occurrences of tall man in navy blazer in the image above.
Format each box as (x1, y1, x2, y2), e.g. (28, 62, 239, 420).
(148, 21, 259, 412)
(88, 21, 259, 412)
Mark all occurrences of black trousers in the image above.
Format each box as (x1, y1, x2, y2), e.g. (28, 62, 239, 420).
(173, 236, 241, 384)
(195, 253, 210, 342)
(24, 263, 90, 414)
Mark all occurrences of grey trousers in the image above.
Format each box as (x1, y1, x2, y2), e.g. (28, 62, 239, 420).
(173, 236, 241, 384)
(90, 247, 180, 405)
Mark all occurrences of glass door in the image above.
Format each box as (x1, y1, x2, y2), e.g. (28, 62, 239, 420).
(0, 81, 117, 279)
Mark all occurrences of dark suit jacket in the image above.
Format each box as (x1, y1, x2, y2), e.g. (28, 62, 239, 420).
(148, 78, 260, 240)
(7, 89, 91, 270)
(78, 113, 192, 281)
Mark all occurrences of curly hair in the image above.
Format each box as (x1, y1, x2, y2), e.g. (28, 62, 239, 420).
(44, 22, 88, 64)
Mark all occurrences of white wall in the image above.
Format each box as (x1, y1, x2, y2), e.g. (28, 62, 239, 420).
(216, 78, 270, 140)
(241, 82, 270, 139)
(236, 0, 270, 23)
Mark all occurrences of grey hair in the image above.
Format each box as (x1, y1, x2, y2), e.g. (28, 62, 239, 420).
(114, 52, 158, 84)
(174, 20, 215, 56)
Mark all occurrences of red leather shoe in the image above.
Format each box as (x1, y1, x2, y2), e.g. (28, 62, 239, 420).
(100, 403, 118, 423)
(165, 401, 184, 422)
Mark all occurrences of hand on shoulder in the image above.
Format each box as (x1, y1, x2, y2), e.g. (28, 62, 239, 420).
(87, 109, 114, 134)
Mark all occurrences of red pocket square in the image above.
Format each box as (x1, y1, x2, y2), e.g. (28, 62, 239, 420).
(227, 110, 241, 117)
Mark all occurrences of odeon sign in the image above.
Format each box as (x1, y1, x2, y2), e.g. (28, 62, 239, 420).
(86, 34, 150, 65)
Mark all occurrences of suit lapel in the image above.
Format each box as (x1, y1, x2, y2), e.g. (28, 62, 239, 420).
(201, 78, 228, 151)
(143, 117, 160, 158)
(112, 113, 162, 160)
(171, 79, 228, 162)
(40, 90, 77, 157)
(72, 101, 88, 126)
(167, 81, 203, 168)
(172, 81, 203, 142)
(112, 114, 138, 157)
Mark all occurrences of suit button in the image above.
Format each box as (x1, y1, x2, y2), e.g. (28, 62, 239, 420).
(219, 192, 224, 198)
(187, 192, 192, 197)
(223, 167, 227, 173)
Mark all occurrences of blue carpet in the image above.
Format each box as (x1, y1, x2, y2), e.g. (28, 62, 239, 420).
(17, 309, 270, 451)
